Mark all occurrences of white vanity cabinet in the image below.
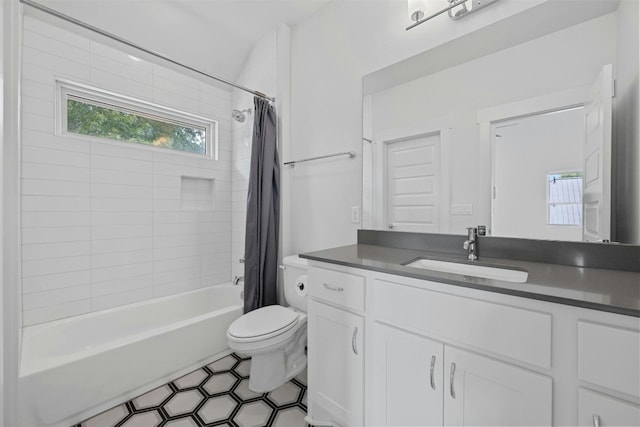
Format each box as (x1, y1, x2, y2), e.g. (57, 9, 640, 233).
(306, 260, 640, 427)
(370, 276, 552, 426)
(443, 346, 552, 426)
(306, 266, 366, 427)
(370, 305, 552, 427)
(577, 322, 640, 426)
(371, 324, 444, 426)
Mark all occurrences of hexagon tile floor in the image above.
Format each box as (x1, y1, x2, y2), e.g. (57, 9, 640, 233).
(74, 353, 309, 427)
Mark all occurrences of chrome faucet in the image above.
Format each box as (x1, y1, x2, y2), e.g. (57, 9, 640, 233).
(463, 227, 478, 261)
(233, 275, 244, 286)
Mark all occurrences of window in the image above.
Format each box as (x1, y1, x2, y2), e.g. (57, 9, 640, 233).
(548, 172, 583, 225)
(58, 80, 217, 158)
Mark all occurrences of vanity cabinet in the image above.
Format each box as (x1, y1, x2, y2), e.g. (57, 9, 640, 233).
(576, 322, 640, 426)
(307, 266, 365, 427)
(443, 346, 551, 426)
(578, 388, 640, 427)
(306, 260, 639, 427)
(371, 324, 551, 427)
(371, 324, 444, 426)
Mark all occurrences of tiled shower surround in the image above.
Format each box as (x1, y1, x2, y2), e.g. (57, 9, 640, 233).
(21, 15, 234, 325)
(76, 353, 308, 427)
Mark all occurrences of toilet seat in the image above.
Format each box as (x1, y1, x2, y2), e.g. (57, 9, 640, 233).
(228, 305, 299, 342)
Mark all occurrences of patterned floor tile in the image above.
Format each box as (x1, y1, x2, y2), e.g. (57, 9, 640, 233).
(132, 385, 172, 410)
(207, 354, 237, 373)
(174, 369, 208, 390)
(272, 407, 307, 427)
(234, 359, 251, 378)
(81, 405, 128, 427)
(233, 379, 264, 401)
(202, 372, 238, 395)
(233, 401, 273, 427)
(75, 353, 309, 427)
(197, 395, 236, 424)
(267, 381, 302, 406)
(163, 389, 204, 417)
(120, 411, 162, 427)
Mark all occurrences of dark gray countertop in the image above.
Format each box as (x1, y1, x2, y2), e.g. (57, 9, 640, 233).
(300, 244, 640, 318)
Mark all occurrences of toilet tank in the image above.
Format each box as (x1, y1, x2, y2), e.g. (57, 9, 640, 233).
(282, 255, 308, 312)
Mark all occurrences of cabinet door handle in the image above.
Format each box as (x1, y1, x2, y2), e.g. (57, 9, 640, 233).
(323, 283, 344, 292)
(450, 362, 456, 399)
(429, 355, 436, 390)
(592, 414, 600, 427)
(352, 327, 359, 355)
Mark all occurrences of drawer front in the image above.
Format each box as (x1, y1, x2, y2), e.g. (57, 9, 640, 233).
(578, 388, 640, 427)
(578, 321, 640, 398)
(373, 279, 552, 369)
(309, 266, 365, 312)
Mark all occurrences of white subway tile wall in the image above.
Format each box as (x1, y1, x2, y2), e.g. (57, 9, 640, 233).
(21, 15, 233, 325)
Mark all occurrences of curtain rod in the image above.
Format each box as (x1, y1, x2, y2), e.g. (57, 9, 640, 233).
(19, 0, 276, 103)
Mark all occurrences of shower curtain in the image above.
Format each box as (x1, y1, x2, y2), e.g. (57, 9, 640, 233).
(243, 97, 280, 313)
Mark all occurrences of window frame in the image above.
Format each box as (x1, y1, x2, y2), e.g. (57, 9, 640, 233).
(546, 170, 583, 226)
(56, 79, 218, 160)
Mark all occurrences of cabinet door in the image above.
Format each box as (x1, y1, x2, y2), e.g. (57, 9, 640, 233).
(308, 300, 364, 427)
(371, 323, 444, 426)
(444, 346, 552, 426)
(578, 388, 640, 427)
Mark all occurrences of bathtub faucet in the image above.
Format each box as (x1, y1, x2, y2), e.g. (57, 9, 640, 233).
(233, 275, 244, 286)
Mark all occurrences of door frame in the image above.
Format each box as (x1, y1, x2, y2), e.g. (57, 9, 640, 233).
(370, 120, 451, 233)
(477, 85, 591, 236)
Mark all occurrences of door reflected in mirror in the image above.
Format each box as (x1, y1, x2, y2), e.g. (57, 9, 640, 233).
(491, 107, 585, 241)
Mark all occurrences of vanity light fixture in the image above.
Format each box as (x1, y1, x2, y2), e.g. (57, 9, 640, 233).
(407, 0, 501, 30)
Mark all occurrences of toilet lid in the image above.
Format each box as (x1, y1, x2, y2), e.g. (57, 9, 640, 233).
(228, 305, 299, 340)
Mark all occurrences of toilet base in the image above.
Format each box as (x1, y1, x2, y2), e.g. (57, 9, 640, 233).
(248, 352, 307, 393)
(245, 327, 308, 393)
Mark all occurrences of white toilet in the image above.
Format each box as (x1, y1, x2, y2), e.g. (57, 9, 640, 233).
(226, 255, 308, 392)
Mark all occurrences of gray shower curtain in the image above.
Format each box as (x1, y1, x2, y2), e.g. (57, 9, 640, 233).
(243, 97, 279, 313)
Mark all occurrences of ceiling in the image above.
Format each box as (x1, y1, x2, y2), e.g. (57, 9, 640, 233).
(31, 0, 332, 86)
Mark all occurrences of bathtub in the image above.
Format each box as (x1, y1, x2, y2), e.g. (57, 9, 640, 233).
(19, 284, 243, 427)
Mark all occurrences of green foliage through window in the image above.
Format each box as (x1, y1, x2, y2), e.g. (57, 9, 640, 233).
(66, 97, 207, 155)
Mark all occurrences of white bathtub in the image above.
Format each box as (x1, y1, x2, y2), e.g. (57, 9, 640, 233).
(19, 284, 243, 427)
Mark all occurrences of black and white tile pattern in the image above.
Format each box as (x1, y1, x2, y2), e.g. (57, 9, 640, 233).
(75, 353, 308, 427)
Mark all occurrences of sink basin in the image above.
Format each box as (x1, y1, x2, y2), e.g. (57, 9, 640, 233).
(404, 258, 528, 283)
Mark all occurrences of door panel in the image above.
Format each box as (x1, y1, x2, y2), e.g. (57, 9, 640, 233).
(307, 300, 364, 427)
(371, 323, 444, 426)
(386, 134, 440, 233)
(582, 64, 613, 241)
(444, 346, 552, 426)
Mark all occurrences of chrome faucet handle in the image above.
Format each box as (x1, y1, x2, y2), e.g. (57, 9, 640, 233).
(466, 226, 477, 239)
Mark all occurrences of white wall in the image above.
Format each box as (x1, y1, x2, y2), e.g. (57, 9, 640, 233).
(613, 0, 640, 244)
(3, 0, 22, 424)
(287, 0, 564, 254)
(369, 13, 616, 234)
(1, 2, 5, 422)
(20, 14, 234, 325)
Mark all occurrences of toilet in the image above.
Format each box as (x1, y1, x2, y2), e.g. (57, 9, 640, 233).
(226, 255, 308, 392)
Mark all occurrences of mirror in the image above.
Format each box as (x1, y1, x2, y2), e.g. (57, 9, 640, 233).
(362, 2, 639, 243)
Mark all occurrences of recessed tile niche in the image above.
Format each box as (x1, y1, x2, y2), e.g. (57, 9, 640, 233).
(180, 176, 215, 212)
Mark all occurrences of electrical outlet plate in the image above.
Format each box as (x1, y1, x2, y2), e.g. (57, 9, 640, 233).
(351, 206, 360, 223)
(451, 204, 473, 215)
